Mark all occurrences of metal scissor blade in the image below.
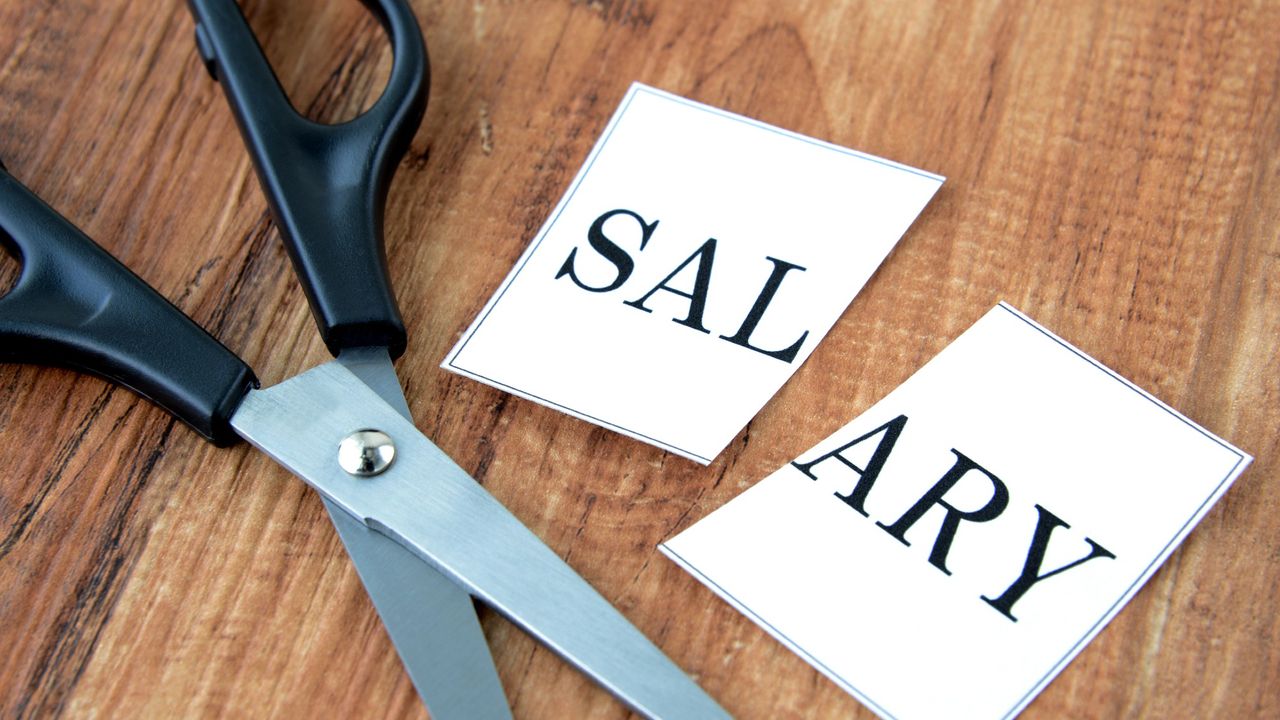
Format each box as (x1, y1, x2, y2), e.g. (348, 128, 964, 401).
(325, 348, 510, 720)
(231, 361, 728, 720)
(335, 348, 414, 419)
(324, 505, 510, 719)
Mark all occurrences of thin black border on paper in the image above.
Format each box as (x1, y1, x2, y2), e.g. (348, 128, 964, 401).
(662, 302, 1249, 720)
(444, 83, 944, 464)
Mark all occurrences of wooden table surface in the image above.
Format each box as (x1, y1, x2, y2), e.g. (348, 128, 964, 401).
(2, 1, 1277, 718)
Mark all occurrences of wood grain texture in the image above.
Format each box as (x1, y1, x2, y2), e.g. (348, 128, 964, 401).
(1, 0, 1276, 717)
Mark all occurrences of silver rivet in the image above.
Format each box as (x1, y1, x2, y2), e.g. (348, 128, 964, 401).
(338, 429, 396, 477)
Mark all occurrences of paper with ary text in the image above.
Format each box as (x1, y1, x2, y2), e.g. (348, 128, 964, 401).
(443, 83, 943, 463)
(662, 303, 1251, 719)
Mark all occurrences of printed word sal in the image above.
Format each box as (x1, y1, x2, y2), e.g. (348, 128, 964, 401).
(445, 84, 944, 463)
(556, 208, 811, 363)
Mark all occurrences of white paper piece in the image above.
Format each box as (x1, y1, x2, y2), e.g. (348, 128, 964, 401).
(443, 83, 943, 463)
(661, 303, 1250, 720)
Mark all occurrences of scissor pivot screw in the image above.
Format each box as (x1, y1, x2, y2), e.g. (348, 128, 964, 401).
(338, 429, 396, 477)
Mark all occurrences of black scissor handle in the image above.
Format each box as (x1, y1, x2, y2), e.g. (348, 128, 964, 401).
(187, 0, 429, 359)
(0, 165, 258, 445)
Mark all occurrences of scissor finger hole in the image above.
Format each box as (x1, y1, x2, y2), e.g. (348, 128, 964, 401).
(0, 167, 21, 298)
(247, 0, 393, 125)
(0, 243, 18, 299)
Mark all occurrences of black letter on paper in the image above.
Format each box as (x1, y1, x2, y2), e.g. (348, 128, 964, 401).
(981, 504, 1116, 621)
(556, 208, 658, 292)
(791, 415, 908, 516)
(624, 238, 717, 333)
(877, 450, 1010, 575)
(719, 256, 810, 363)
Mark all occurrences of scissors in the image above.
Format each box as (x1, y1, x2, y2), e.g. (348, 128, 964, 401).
(0, 0, 726, 717)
